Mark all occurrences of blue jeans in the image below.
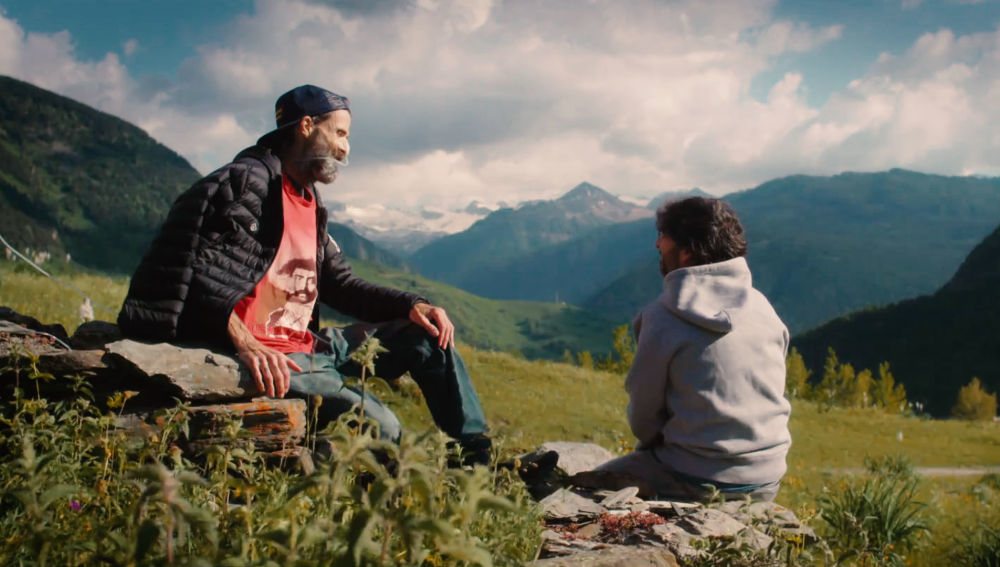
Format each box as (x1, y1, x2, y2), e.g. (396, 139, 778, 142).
(283, 320, 488, 443)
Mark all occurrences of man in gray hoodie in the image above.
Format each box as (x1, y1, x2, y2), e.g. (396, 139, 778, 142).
(592, 197, 791, 502)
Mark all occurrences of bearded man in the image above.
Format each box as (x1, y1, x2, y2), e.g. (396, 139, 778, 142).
(118, 85, 491, 464)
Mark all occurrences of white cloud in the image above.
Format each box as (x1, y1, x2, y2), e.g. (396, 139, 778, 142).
(0, 2, 998, 211)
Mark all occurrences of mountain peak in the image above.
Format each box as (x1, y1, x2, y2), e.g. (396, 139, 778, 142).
(559, 182, 616, 203)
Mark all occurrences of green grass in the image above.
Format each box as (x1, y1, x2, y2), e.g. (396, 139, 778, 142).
(349, 258, 618, 359)
(0, 261, 127, 332)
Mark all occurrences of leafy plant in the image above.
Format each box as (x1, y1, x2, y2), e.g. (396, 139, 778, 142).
(0, 349, 542, 566)
(818, 473, 929, 565)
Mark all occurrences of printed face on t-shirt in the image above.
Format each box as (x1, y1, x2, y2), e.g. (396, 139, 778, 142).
(285, 266, 317, 304)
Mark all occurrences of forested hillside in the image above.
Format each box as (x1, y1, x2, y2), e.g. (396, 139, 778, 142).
(0, 75, 200, 273)
(793, 223, 1000, 415)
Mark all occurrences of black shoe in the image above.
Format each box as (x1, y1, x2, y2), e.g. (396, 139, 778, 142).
(447, 434, 493, 468)
(498, 449, 559, 483)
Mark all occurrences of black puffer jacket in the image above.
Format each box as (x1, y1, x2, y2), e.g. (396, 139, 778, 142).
(118, 145, 424, 350)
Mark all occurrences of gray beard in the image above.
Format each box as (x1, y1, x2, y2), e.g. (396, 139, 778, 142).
(311, 157, 339, 184)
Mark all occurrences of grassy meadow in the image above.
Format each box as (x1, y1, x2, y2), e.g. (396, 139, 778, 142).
(2, 259, 999, 564)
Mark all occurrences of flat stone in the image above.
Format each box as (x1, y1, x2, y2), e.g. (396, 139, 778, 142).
(185, 398, 307, 453)
(599, 486, 641, 509)
(651, 524, 698, 559)
(539, 488, 606, 521)
(106, 340, 256, 402)
(644, 500, 701, 518)
(541, 442, 616, 476)
(676, 508, 749, 539)
(116, 398, 307, 454)
(532, 545, 679, 566)
(38, 349, 108, 374)
(575, 522, 602, 540)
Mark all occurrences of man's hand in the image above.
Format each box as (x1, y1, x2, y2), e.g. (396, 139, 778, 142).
(227, 313, 302, 398)
(409, 302, 455, 349)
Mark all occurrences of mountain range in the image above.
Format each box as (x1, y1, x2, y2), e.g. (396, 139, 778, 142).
(793, 221, 1000, 416)
(406, 171, 1000, 333)
(0, 75, 199, 273)
(410, 182, 650, 288)
(326, 200, 503, 255)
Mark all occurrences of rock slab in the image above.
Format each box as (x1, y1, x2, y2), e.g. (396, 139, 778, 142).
(540, 441, 616, 476)
(105, 339, 257, 402)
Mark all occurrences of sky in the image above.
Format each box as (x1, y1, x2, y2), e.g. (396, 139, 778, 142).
(1, 0, 999, 209)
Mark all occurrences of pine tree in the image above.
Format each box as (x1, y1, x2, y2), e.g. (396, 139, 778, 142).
(785, 348, 812, 400)
(952, 377, 998, 421)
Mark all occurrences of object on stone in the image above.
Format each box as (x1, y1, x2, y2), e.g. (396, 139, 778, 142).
(105, 340, 257, 402)
(79, 297, 94, 323)
(540, 441, 616, 475)
(540, 488, 606, 522)
(71, 320, 122, 349)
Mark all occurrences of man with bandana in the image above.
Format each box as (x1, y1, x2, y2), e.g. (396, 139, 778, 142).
(118, 85, 491, 465)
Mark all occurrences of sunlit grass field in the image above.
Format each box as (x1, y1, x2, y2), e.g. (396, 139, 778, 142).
(2, 260, 999, 564)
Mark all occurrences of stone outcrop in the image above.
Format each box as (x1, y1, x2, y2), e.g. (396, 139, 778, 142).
(1, 309, 307, 459)
(105, 340, 257, 402)
(522, 442, 818, 565)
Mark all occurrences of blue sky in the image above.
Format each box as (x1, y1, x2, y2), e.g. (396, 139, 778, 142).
(1, 0, 998, 208)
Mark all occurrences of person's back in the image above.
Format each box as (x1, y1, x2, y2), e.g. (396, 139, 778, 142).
(634, 255, 791, 487)
(591, 196, 791, 502)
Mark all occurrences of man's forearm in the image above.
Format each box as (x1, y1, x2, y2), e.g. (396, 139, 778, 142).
(227, 311, 255, 349)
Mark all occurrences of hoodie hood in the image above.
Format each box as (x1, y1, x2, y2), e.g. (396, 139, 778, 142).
(660, 256, 752, 333)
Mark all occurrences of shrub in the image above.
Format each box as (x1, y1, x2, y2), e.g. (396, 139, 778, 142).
(863, 454, 915, 480)
(952, 377, 998, 421)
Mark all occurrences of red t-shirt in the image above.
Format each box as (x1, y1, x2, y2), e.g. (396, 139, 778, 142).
(233, 176, 318, 353)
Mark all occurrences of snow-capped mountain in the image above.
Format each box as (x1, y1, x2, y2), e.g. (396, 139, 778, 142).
(326, 201, 504, 255)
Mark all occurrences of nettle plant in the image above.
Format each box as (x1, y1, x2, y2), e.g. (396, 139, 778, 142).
(0, 340, 542, 566)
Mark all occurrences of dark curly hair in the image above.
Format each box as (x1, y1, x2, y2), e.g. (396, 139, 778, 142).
(655, 197, 747, 266)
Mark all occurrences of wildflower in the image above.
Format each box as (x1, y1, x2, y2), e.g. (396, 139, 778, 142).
(69, 499, 82, 512)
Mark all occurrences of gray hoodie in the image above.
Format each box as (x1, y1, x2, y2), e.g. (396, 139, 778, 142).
(626, 256, 791, 485)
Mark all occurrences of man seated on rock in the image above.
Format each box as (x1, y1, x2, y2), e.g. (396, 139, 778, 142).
(586, 197, 791, 501)
(117, 85, 491, 465)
